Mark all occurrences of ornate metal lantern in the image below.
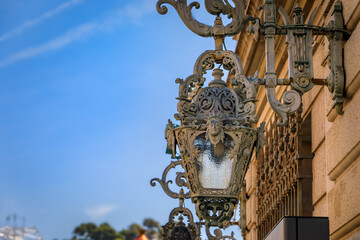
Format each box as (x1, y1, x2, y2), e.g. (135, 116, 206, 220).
(165, 48, 265, 227)
(152, 0, 347, 236)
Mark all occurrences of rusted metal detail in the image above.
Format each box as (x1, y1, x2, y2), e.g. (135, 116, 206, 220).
(150, 160, 191, 199)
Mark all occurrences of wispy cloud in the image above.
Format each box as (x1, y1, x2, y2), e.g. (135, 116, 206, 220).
(0, 1, 153, 68)
(85, 204, 118, 219)
(0, 0, 83, 43)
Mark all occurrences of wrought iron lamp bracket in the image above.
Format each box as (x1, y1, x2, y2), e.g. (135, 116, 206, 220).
(157, 0, 348, 124)
(247, 0, 348, 121)
(156, 0, 249, 50)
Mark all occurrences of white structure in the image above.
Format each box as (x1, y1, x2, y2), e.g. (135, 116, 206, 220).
(0, 226, 42, 240)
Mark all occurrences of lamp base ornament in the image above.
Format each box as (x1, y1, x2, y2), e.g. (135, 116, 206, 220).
(194, 197, 237, 228)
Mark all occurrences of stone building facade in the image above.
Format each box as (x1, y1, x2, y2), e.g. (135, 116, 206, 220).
(235, 0, 360, 239)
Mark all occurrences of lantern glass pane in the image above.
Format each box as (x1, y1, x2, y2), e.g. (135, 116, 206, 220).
(194, 133, 235, 189)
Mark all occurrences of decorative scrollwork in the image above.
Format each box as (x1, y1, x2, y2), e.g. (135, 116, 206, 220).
(221, 52, 243, 76)
(150, 160, 191, 199)
(156, 0, 212, 37)
(229, 130, 257, 194)
(197, 87, 237, 117)
(176, 74, 206, 100)
(278, 5, 316, 94)
(205, 226, 237, 240)
(194, 50, 243, 75)
(194, 197, 237, 228)
(266, 89, 302, 126)
(156, 0, 247, 38)
(205, 0, 232, 16)
(231, 73, 259, 124)
(193, 51, 216, 74)
(162, 206, 201, 240)
(256, 110, 308, 239)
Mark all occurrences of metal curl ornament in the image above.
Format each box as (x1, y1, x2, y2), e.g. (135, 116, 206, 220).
(156, 0, 247, 39)
(150, 160, 190, 199)
(205, 226, 237, 240)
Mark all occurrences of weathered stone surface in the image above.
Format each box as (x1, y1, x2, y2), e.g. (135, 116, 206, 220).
(342, 0, 360, 25)
(346, 227, 360, 240)
(313, 142, 326, 204)
(344, 22, 360, 92)
(326, 89, 360, 176)
(328, 156, 360, 233)
(301, 85, 322, 117)
(245, 160, 253, 193)
(313, 194, 328, 217)
(246, 191, 254, 226)
(246, 225, 257, 240)
(250, 192, 257, 226)
(311, 88, 326, 152)
(313, 37, 329, 80)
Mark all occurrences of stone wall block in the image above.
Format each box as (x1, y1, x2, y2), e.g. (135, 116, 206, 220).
(246, 161, 253, 193)
(302, 85, 322, 116)
(313, 193, 328, 217)
(312, 142, 326, 204)
(246, 192, 254, 226)
(311, 88, 326, 151)
(342, 0, 360, 26)
(345, 227, 360, 240)
(328, 156, 360, 233)
(344, 22, 360, 91)
(326, 89, 360, 175)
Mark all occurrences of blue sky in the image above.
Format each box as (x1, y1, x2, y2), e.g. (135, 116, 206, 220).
(0, 1, 239, 239)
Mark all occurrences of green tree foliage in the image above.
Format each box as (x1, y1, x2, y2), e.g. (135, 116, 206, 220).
(143, 218, 160, 231)
(72, 219, 161, 240)
(143, 218, 161, 237)
(118, 223, 140, 240)
(72, 223, 120, 240)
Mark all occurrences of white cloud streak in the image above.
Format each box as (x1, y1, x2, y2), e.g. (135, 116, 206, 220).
(0, 1, 153, 68)
(0, 0, 83, 43)
(85, 205, 118, 219)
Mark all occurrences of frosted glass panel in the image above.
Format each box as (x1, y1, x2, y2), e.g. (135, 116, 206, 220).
(194, 133, 235, 189)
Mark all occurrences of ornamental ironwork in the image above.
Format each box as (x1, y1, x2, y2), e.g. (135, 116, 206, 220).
(151, 0, 348, 238)
(255, 109, 313, 239)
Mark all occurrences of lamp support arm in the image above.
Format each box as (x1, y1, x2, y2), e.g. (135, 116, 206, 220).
(247, 0, 348, 119)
